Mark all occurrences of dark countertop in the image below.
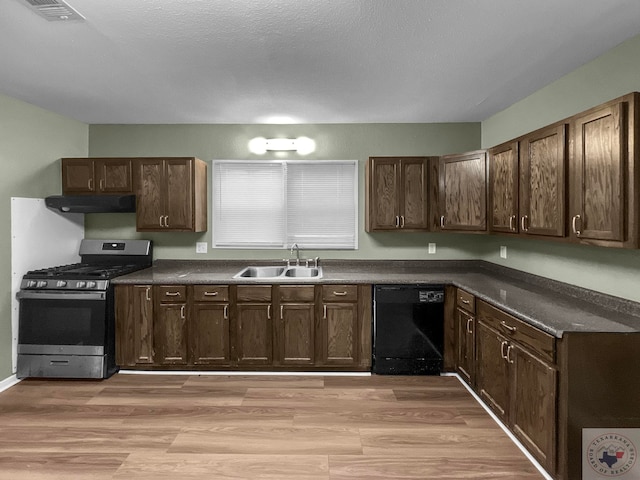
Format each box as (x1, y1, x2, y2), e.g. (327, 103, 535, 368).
(113, 259, 640, 338)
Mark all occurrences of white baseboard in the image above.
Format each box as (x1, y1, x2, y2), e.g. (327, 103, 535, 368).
(0, 374, 20, 393)
(443, 372, 554, 480)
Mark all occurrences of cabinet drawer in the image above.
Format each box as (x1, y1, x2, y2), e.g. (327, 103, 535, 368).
(157, 285, 186, 302)
(280, 285, 315, 302)
(457, 289, 475, 313)
(322, 285, 358, 302)
(237, 285, 272, 302)
(192, 285, 229, 302)
(477, 300, 555, 363)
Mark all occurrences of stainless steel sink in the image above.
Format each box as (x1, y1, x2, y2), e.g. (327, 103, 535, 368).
(233, 265, 322, 280)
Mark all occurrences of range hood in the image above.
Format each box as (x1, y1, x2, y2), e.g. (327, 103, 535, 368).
(45, 194, 136, 213)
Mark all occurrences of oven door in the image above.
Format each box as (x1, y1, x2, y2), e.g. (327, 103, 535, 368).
(17, 290, 107, 356)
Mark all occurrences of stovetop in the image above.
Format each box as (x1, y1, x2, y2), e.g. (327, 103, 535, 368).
(20, 262, 150, 291)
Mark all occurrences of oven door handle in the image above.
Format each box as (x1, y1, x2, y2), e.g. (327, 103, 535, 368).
(17, 291, 106, 301)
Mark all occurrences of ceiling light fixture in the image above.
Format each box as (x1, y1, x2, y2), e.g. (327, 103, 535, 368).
(249, 137, 316, 155)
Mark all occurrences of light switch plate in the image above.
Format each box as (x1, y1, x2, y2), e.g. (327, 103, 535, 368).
(196, 242, 208, 254)
(428, 243, 436, 254)
(500, 245, 507, 259)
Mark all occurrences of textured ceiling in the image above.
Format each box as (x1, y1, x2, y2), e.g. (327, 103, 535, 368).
(2, 0, 640, 124)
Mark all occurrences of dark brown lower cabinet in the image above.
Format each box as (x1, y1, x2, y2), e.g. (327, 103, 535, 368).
(115, 283, 371, 371)
(456, 307, 475, 386)
(115, 284, 154, 366)
(277, 286, 315, 366)
(476, 301, 557, 474)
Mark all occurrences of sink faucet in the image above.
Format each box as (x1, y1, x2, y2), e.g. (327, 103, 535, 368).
(290, 243, 300, 266)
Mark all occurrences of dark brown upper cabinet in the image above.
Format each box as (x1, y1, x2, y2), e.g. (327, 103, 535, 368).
(519, 122, 568, 237)
(438, 150, 487, 232)
(365, 157, 432, 232)
(62, 158, 133, 195)
(488, 142, 519, 233)
(134, 157, 207, 232)
(569, 92, 639, 248)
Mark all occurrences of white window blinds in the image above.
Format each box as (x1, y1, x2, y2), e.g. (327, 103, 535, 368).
(212, 160, 357, 249)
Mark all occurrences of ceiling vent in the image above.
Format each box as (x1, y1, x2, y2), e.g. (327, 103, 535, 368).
(23, 0, 84, 21)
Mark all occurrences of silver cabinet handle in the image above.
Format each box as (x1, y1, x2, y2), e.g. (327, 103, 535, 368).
(395, 215, 400, 228)
(572, 214, 582, 236)
(223, 304, 228, 320)
(159, 216, 164, 227)
(165, 291, 180, 297)
(333, 291, 347, 296)
(506, 345, 514, 364)
(440, 215, 445, 228)
(145, 287, 151, 301)
(99, 178, 105, 191)
(164, 215, 169, 228)
(460, 298, 470, 305)
(400, 215, 405, 228)
(500, 321, 516, 333)
(323, 304, 327, 319)
(204, 291, 219, 296)
(521, 215, 528, 232)
(180, 305, 185, 319)
(466, 317, 473, 334)
(88, 178, 93, 191)
(500, 340, 508, 360)
(267, 305, 271, 320)
(280, 305, 284, 320)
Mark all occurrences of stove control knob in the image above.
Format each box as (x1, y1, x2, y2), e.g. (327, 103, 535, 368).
(76, 281, 87, 288)
(36, 281, 48, 288)
(26, 280, 38, 288)
(56, 280, 67, 288)
(87, 281, 97, 289)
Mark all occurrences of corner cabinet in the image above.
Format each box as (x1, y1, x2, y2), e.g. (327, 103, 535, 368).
(115, 284, 154, 366)
(62, 157, 133, 195)
(569, 92, 639, 248)
(438, 150, 487, 232)
(134, 157, 207, 232)
(365, 157, 434, 232)
(455, 289, 476, 386)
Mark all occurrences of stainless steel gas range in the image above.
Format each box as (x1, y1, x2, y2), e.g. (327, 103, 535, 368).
(16, 239, 152, 379)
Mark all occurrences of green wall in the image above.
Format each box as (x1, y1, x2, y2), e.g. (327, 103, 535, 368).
(480, 33, 640, 302)
(87, 123, 483, 260)
(0, 93, 88, 379)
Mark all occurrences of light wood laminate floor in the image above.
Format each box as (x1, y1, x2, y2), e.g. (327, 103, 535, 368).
(0, 374, 544, 479)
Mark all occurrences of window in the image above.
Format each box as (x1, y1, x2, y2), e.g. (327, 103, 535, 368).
(212, 160, 358, 249)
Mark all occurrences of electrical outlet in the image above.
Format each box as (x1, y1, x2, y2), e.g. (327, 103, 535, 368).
(428, 243, 436, 254)
(196, 242, 208, 254)
(500, 245, 507, 259)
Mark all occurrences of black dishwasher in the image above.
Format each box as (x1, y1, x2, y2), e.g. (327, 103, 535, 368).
(373, 284, 445, 375)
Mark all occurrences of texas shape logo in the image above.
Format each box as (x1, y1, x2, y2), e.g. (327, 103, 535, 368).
(587, 433, 637, 477)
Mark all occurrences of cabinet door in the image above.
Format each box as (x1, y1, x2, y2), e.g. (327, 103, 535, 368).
(520, 124, 567, 237)
(366, 157, 400, 231)
(400, 158, 429, 230)
(135, 158, 165, 230)
(320, 303, 358, 366)
(61, 158, 95, 194)
(155, 303, 188, 365)
(115, 285, 154, 366)
(511, 344, 557, 473)
(570, 101, 626, 243)
(475, 321, 510, 422)
(95, 159, 133, 194)
(489, 142, 519, 233)
(236, 303, 273, 365)
(190, 303, 230, 365)
(165, 158, 194, 230)
(439, 151, 487, 231)
(455, 308, 475, 386)
(279, 303, 315, 366)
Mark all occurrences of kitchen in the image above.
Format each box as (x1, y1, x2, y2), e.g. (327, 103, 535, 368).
(2, 1, 640, 479)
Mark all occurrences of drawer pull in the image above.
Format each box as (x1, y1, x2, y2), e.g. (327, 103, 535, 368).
(203, 291, 219, 296)
(460, 298, 470, 305)
(500, 321, 516, 333)
(333, 291, 348, 296)
(165, 291, 181, 297)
